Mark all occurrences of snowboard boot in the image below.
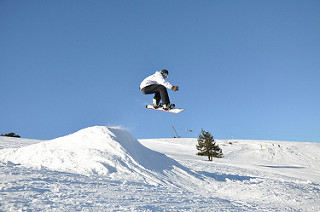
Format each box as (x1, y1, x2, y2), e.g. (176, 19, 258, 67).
(163, 103, 175, 110)
(153, 99, 160, 109)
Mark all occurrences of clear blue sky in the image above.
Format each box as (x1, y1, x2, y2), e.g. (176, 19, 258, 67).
(1, 0, 319, 142)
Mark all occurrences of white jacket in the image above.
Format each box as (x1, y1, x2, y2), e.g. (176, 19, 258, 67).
(140, 71, 173, 90)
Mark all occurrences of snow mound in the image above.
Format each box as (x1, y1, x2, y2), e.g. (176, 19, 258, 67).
(0, 126, 192, 185)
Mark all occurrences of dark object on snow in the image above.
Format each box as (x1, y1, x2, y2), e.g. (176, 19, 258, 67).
(1, 132, 21, 138)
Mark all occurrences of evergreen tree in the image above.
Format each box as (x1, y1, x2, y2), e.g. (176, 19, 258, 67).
(196, 129, 223, 161)
(0, 132, 20, 138)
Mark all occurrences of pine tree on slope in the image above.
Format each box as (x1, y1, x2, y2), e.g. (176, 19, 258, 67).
(196, 129, 223, 161)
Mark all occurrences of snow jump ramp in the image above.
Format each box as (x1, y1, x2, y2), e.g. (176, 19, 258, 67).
(0, 126, 201, 187)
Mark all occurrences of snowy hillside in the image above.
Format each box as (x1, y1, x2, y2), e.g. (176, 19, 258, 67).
(0, 126, 200, 187)
(0, 126, 319, 211)
(141, 138, 320, 183)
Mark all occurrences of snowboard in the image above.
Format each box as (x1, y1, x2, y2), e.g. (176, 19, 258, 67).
(146, 104, 184, 114)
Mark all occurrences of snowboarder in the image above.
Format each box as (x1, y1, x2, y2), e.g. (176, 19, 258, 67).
(140, 69, 179, 110)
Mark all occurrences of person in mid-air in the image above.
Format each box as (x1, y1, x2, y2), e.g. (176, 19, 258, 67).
(140, 69, 179, 110)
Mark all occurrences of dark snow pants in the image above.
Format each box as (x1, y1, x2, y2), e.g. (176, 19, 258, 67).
(141, 84, 170, 105)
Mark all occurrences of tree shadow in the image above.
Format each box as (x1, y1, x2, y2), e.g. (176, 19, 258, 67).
(198, 171, 257, 182)
(258, 165, 305, 169)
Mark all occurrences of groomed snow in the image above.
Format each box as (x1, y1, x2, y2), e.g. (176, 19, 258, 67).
(0, 126, 319, 211)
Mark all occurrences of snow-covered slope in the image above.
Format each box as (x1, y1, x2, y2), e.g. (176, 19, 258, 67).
(0, 126, 201, 187)
(140, 138, 320, 183)
(0, 126, 319, 211)
(140, 138, 320, 210)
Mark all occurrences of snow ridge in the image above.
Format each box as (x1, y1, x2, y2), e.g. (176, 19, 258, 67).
(0, 126, 198, 186)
